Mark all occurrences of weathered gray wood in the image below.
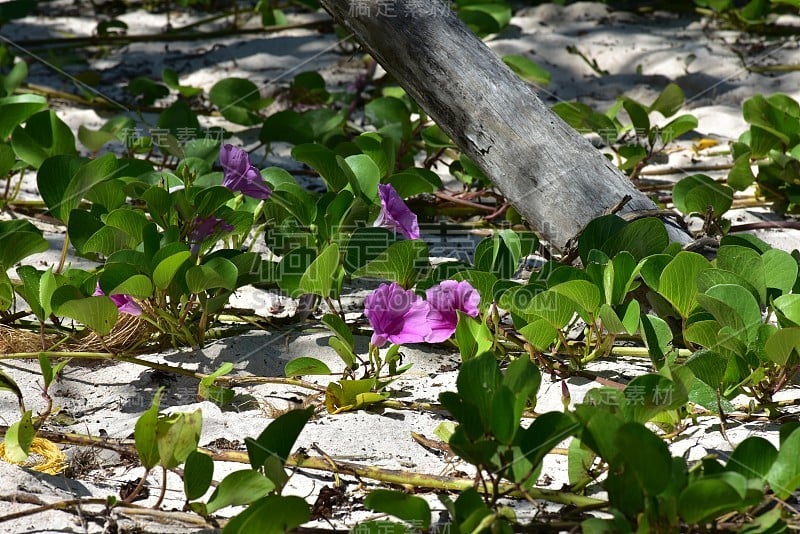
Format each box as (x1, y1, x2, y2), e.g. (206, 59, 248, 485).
(318, 0, 691, 250)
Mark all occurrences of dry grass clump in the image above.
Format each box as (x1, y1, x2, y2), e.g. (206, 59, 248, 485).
(0, 324, 55, 354)
(1, 306, 156, 355)
(68, 311, 155, 354)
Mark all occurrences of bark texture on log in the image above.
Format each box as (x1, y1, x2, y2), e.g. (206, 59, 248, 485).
(318, 0, 690, 250)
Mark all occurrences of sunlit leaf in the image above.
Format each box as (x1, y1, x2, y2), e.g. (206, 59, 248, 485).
(206, 470, 275, 514)
(284, 357, 332, 377)
(156, 410, 202, 470)
(502, 54, 550, 86)
(3, 410, 34, 463)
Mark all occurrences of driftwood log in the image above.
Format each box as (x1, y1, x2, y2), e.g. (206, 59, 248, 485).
(318, 0, 692, 251)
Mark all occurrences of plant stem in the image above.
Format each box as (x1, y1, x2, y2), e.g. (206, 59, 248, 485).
(608, 346, 692, 359)
(747, 64, 800, 73)
(153, 465, 168, 509)
(638, 163, 733, 177)
(377, 399, 447, 413)
(0, 426, 605, 508)
(56, 235, 70, 274)
(215, 375, 328, 392)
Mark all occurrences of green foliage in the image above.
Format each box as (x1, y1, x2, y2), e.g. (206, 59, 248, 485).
(131, 393, 314, 528)
(0, 369, 24, 409)
(352, 239, 429, 289)
(126, 76, 169, 106)
(695, 0, 800, 27)
(0, 93, 48, 139)
(0, 220, 49, 270)
(502, 54, 551, 86)
(197, 362, 235, 405)
(672, 173, 734, 219)
(439, 353, 550, 491)
(730, 93, 800, 212)
(454, 0, 512, 36)
(553, 83, 698, 179)
(0, 0, 37, 25)
(11, 109, 77, 168)
(364, 490, 431, 530)
(209, 78, 271, 126)
(132, 388, 202, 471)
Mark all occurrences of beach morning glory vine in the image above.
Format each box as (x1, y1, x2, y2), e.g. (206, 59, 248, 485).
(373, 183, 420, 239)
(94, 282, 142, 316)
(364, 279, 480, 349)
(219, 144, 272, 200)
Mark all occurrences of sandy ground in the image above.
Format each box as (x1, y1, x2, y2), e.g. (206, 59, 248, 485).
(2, 1, 800, 532)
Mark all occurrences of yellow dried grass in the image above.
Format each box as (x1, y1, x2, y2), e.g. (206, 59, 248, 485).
(0, 437, 67, 475)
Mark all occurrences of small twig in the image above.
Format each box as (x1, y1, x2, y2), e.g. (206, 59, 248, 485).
(410, 432, 452, 456)
(433, 191, 496, 213)
(0, 494, 221, 528)
(0, 497, 110, 523)
(638, 163, 734, 177)
(566, 45, 609, 76)
(311, 443, 342, 488)
(729, 220, 800, 232)
(215, 375, 328, 393)
(607, 194, 633, 216)
(716, 389, 733, 447)
(559, 195, 635, 264)
(485, 202, 510, 221)
(0, 350, 328, 392)
(0, 351, 205, 380)
(0, 311, 30, 325)
(376, 399, 447, 413)
(683, 236, 720, 254)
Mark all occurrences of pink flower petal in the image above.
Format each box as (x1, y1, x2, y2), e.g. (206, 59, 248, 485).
(424, 280, 481, 343)
(364, 282, 431, 347)
(110, 294, 143, 316)
(94, 282, 142, 316)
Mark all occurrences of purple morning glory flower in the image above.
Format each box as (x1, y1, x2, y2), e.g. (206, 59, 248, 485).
(425, 280, 480, 343)
(190, 215, 234, 243)
(364, 282, 431, 347)
(373, 183, 420, 240)
(93, 282, 142, 316)
(219, 144, 272, 200)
